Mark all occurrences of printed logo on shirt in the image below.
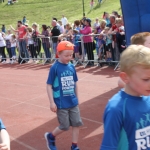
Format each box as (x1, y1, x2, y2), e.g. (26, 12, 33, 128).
(61, 71, 75, 96)
(135, 113, 150, 150)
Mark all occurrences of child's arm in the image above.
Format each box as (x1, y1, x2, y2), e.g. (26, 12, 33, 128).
(47, 84, 57, 113)
(75, 82, 79, 100)
(0, 129, 10, 150)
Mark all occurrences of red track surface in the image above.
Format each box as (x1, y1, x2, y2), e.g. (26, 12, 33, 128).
(0, 63, 120, 150)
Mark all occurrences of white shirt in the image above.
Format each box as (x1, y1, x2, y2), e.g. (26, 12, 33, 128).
(11, 39, 17, 47)
(93, 22, 100, 29)
(0, 33, 6, 47)
(61, 17, 68, 26)
(5, 34, 13, 41)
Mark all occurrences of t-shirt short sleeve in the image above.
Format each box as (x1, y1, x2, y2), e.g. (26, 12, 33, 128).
(47, 65, 56, 85)
(0, 119, 6, 130)
(72, 65, 78, 82)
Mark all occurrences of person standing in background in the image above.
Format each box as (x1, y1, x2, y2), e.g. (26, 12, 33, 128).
(61, 15, 68, 28)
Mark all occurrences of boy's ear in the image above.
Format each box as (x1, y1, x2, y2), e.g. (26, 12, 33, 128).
(119, 72, 129, 84)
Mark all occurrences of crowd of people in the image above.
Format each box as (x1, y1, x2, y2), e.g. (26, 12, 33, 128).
(0, 11, 125, 66)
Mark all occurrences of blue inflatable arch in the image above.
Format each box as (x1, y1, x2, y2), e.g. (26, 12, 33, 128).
(120, 0, 150, 45)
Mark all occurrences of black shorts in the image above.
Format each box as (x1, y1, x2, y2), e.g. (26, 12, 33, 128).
(105, 43, 112, 52)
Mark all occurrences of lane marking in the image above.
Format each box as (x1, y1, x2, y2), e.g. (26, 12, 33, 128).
(81, 117, 103, 125)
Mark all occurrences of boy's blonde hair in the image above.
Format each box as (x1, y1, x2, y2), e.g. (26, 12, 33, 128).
(116, 18, 122, 24)
(131, 32, 150, 45)
(120, 45, 150, 74)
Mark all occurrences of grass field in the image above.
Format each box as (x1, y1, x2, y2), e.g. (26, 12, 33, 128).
(0, 0, 120, 29)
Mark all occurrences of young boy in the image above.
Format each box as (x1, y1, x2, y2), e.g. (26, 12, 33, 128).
(0, 119, 10, 150)
(100, 45, 150, 150)
(118, 32, 150, 88)
(45, 41, 83, 150)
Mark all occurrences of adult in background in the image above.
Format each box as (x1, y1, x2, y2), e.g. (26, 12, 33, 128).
(0, 31, 6, 63)
(32, 23, 41, 56)
(39, 25, 51, 63)
(108, 15, 119, 61)
(57, 20, 64, 34)
(61, 15, 68, 28)
(53, 18, 61, 32)
(50, 20, 60, 56)
(10, 20, 29, 60)
(80, 18, 94, 65)
(103, 12, 111, 27)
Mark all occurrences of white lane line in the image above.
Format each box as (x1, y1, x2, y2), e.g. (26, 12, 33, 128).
(7, 94, 47, 109)
(81, 117, 103, 125)
(1, 81, 45, 89)
(10, 136, 37, 150)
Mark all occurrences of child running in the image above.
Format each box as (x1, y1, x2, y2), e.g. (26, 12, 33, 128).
(100, 45, 150, 150)
(45, 41, 83, 150)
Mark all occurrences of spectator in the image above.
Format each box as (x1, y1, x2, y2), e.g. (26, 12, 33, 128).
(115, 18, 126, 53)
(0, 31, 6, 63)
(2, 25, 6, 33)
(24, 27, 37, 63)
(0, 119, 10, 150)
(93, 18, 100, 29)
(57, 20, 64, 34)
(90, 0, 94, 10)
(39, 25, 51, 63)
(112, 11, 120, 18)
(80, 18, 94, 66)
(98, 0, 102, 4)
(108, 15, 119, 61)
(53, 17, 61, 32)
(10, 20, 29, 61)
(22, 16, 26, 25)
(10, 34, 17, 64)
(32, 22, 41, 56)
(61, 15, 68, 28)
(103, 12, 111, 27)
(4, 30, 13, 63)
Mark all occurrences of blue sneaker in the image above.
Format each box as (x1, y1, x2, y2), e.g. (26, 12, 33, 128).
(71, 146, 80, 150)
(44, 132, 57, 150)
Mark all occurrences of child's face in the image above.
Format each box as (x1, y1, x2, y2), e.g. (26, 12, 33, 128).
(144, 36, 150, 48)
(116, 22, 122, 28)
(124, 66, 150, 96)
(58, 50, 73, 64)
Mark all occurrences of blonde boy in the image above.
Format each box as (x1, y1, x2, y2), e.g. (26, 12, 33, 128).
(45, 41, 83, 150)
(118, 32, 150, 87)
(101, 45, 150, 150)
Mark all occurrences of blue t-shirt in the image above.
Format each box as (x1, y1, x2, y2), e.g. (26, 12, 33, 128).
(47, 61, 78, 109)
(100, 90, 150, 150)
(73, 34, 80, 47)
(0, 119, 5, 130)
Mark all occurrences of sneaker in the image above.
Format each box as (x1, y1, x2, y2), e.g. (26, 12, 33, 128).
(71, 146, 80, 150)
(2, 60, 6, 64)
(44, 132, 57, 150)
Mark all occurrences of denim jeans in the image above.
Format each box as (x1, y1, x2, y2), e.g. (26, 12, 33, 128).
(52, 42, 58, 54)
(11, 47, 16, 57)
(19, 40, 29, 59)
(42, 43, 51, 59)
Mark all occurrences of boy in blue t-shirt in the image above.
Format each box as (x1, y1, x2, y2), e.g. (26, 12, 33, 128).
(0, 119, 10, 150)
(45, 41, 83, 150)
(100, 45, 150, 150)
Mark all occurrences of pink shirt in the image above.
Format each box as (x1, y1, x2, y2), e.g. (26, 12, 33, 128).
(80, 26, 93, 43)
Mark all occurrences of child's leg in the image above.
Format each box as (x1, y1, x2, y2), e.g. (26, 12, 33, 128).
(51, 127, 64, 136)
(72, 127, 79, 143)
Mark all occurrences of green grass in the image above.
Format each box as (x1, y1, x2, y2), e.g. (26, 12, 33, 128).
(0, 0, 120, 29)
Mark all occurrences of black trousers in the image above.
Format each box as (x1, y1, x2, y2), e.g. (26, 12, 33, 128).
(0, 46, 6, 61)
(29, 44, 37, 59)
(84, 42, 94, 62)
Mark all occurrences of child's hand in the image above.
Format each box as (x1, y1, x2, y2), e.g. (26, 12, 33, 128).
(0, 143, 10, 150)
(50, 102, 57, 113)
